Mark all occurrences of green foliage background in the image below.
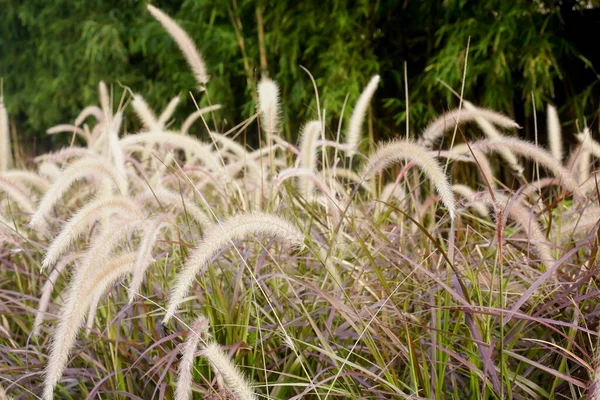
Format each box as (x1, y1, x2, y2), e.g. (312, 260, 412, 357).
(0, 0, 599, 150)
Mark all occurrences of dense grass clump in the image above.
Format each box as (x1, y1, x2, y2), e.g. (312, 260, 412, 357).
(2, 5, 600, 400)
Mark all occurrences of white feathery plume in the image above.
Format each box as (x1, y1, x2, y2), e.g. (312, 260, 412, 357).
(298, 121, 322, 198)
(470, 137, 583, 196)
(181, 105, 222, 134)
(346, 75, 380, 157)
(361, 139, 456, 219)
(41, 196, 144, 270)
(75, 105, 104, 126)
(75, 221, 146, 289)
(0, 175, 36, 214)
(202, 342, 257, 400)
(147, 4, 209, 88)
(42, 252, 136, 400)
(175, 315, 211, 400)
(464, 101, 523, 174)
(447, 143, 497, 189)
(128, 214, 175, 303)
(46, 124, 90, 143)
(451, 184, 489, 217)
(33, 253, 82, 338)
(30, 157, 129, 230)
(575, 128, 595, 184)
(120, 131, 225, 178)
(163, 212, 305, 323)
(2, 171, 49, 193)
(85, 291, 102, 333)
(547, 104, 563, 161)
(131, 94, 159, 130)
(35, 147, 95, 165)
(83, 221, 144, 332)
(157, 96, 180, 128)
(38, 162, 62, 182)
(257, 78, 280, 137)
(107, 111, 127, 192)
(98, 81, 112, 124)
(575, 129, 600, 158)
(0, 96, 12, 172)
(136, 187, 213, 229)
(419, 107, 520, 149)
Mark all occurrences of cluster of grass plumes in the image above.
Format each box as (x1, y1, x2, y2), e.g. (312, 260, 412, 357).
(3, 5, 600, 400)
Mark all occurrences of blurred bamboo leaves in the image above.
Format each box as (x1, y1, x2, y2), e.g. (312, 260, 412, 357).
(0, 0, 597, 147)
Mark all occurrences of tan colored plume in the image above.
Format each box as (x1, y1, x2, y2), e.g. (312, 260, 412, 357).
(147, 5, 209, 89)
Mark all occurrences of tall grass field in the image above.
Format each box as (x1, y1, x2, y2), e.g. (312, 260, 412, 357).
(1, 5, 600, 399)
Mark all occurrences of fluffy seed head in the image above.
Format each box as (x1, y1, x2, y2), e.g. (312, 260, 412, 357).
(0, 97, 12, 172)
(42, 253, 136, 400)
(131, 94, 158, 130)
(30, 157, 129, 230)
(147, 4, 209, 88)
(464, 101, 523, 174)
(470, 137, 582, 196)
(298, 121, 322, 197)
(257, 78, 280, 136)
(175, 315, 211, 400)
(346, 75, 380, 156)
(163, 212, 304, 323)
(202, 342, 257, 400)
(361, 139, 456, 219)
(420, 106, 520, 149)
(41, 196, 144, 270)
(547, 104, 563, 161)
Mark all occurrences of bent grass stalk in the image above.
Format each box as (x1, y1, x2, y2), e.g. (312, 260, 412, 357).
(361, 139, 456, 219)
(163, 211, 305, 323)
(470, 137, 583, 196)
(30, 157, 129, 230)
(128, 214, 176, 304)
(419, 106, 520, 149)
(41, 196, 144, 270)
(33, 253, 82, 338)
(147, 5, 209, 89)
(202, 342, 257, 400)
(42, 252, 137, 400)
(175, 315, 211, 400)
(464, 101, 524, 174)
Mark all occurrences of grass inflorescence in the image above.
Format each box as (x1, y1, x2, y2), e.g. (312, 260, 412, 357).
(1, 4, 600, 400)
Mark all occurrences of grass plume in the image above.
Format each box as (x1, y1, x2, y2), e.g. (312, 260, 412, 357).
(346, 75, 380, 156)
(147, 5, 209, 89)
(361, 139, 456, 219)
(163, 211, 305, 323)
